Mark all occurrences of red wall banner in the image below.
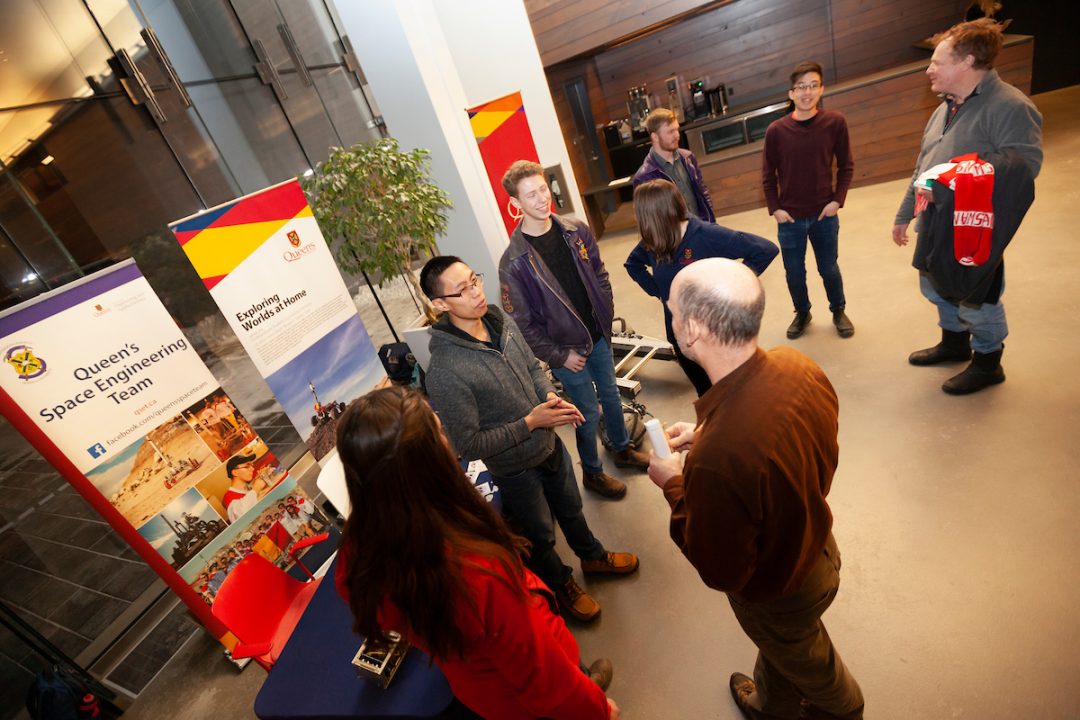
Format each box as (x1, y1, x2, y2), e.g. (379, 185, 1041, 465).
(467, 91, 541, 235)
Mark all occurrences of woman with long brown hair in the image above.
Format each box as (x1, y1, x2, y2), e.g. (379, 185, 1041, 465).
(625, 179, 778, 395)
(334, 385, 618, 719)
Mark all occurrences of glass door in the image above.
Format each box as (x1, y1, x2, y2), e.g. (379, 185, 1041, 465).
(122, 0, 382, 195)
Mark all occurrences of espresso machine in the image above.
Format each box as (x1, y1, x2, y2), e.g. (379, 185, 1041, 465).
(686, 79, 708, 120)
(627, 84, 650, 132)
(707, 84, 729, 116)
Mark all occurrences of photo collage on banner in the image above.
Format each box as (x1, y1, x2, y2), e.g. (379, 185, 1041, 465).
(169, 179, 385, 463)
(0, 260, 324, 608)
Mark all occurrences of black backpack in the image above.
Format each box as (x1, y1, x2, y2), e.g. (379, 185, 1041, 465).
(26, 665, 92, 720)
(378, 342, 419, 386)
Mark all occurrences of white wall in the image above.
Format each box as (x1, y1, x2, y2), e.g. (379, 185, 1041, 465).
(432, 1, 584, 214)
(332, 0, 583, 301)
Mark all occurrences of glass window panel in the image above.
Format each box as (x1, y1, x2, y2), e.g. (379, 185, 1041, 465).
(185, 81, 310, 193)
(0, 2, 108, 109)
(311, 67, 380, 149)
(122, 0, 258, 80)
(0, 168, 82, 289)
(25, 96, 203, 259)
(148, 86, 243, 208)
(0, 228, 49, 310)
(275, 73, 343, 164)
(274, 0, 346, 67)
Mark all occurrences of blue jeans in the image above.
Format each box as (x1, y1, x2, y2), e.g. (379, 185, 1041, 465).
(550, 337, 629, 474)
(777, 215, 846, 313)
(490, 440, 605, 589)
(919, 274, 1007, 353)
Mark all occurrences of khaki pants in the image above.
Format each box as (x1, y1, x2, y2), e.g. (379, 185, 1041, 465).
(727, 533, 864, 719)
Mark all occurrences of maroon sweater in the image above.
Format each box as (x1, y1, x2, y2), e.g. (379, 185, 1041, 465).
(762, 110, 854, 219)
(662, 347, 838, 602)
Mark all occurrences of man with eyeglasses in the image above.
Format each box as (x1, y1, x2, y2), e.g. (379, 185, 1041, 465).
(498, 160, 651, 504)
(762, 61, 855, 340)
(421, 255, 640, 623)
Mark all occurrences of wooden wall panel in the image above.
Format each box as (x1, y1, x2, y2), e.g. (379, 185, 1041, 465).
(527, 0, 717, 67)
(830, 0, 969, 81)
(698, 39, 1035, 218)
(534, 0, 1034, 225)
(593, 0, 832, 118)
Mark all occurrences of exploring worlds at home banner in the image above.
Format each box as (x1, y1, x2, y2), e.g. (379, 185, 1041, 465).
(0, 260, 328, 643)
(169, 179, 384, 462)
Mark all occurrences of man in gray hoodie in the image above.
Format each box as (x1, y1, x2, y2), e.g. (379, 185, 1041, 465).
(420, 255, 639, 622)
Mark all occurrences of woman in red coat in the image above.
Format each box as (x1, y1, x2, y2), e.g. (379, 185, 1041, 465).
(334, 386, 619, 719)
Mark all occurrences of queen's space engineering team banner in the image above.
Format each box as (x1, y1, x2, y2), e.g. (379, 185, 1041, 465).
(0, 261, 327, 641)
(169, 179, 384, 462)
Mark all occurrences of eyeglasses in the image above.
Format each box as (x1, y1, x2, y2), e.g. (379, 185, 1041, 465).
(793, 82, 822, 92)
(434, 273, 484, 300)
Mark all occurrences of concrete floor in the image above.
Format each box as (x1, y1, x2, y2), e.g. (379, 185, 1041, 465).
(123, 84, 1080, 719)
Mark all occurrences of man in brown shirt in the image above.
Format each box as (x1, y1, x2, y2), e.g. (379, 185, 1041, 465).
(648, 259, 864, 720)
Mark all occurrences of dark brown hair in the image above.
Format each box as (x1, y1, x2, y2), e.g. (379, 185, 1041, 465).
(634, 179, 688, 262)
(933, 18, 1004, 69)
(789, 61, 824, 88)
(501, 160, 544, 198)
(335, 386, 528, 659)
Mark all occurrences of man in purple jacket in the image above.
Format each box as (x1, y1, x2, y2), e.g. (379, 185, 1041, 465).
(633, 108, 715, 223)
(499, 161, 650, 501)
(763, 61, 855, 340)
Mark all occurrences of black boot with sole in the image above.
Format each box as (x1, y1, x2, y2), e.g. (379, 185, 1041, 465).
(943, 348, 1005, 395)
(909, 329, 972, 366)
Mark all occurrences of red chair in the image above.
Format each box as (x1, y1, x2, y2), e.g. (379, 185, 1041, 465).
(212, 533, 331, 670)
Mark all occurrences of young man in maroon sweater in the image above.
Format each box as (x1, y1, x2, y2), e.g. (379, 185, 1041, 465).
(762, 61, 855, 340)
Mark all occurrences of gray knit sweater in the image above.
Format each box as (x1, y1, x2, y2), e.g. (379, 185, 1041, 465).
(425, 307, 558, 476)
(895, 68, 1043, 227)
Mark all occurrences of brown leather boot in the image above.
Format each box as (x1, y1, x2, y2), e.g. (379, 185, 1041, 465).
(730, 672, 782, 719)
(554, 577, 600, 622)
(583, 471, 626, 499)
(588, 658, 614, 690)
(581, 551, 639, 575)
(613, 446, 649, 469)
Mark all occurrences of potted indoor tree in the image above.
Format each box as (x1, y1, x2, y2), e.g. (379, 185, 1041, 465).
(301, 138, 452, 333)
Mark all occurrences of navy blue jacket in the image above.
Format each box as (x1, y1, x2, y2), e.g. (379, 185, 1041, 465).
(625, 216, 778, 338)
(499, 216, 613, 369)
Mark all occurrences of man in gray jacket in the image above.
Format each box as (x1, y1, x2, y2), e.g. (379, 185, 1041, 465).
(892, 18, 1042, 395)
(420, 255, 639, 622)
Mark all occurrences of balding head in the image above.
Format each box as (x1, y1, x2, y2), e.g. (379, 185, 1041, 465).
(671, 259, 764, 347)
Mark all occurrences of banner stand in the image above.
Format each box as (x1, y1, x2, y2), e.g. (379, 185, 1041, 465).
(0, 385, 231, 644)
